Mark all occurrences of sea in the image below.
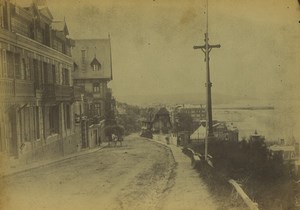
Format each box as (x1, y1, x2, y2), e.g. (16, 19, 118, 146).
(213, 99, 300, 143)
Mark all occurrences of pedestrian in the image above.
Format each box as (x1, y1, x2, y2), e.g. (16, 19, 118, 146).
(177, 136, 181, 146)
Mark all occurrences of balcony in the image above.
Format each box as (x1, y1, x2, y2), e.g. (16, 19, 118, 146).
(0, 78, 14, 99)
(0, 78, 35, 102)
(15, 80, 35, 98)
(43, 84, 73, 102)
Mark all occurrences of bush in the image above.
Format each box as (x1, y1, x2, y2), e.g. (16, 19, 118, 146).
(189, 139, 293, 210)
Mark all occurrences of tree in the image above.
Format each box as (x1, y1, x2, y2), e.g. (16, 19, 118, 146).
(175, 112, 193, 132)
(115, 102, 142, 134)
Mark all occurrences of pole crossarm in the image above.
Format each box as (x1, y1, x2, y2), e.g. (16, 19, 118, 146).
(193, 42, 221, 60)
(193, 44, 221, 49)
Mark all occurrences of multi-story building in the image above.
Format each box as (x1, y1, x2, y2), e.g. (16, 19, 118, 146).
(180, 104, 206, 125)
(169, 104, 206, 132)
(72, 38, 113, 147)
(0, 0, 80, 163)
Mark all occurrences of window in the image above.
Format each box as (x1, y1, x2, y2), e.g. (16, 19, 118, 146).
(14, 53, 21, 79)
(65, 104, 71, 129)
(49, 106, 59, 134)
(43, 62, 48, 84)
(95, 103, 101, 116)
(35, 107, 40, 139)
(21, 58, 26, 79)
(33, 59, 41, 89)
(90, 57, 101, 71)
(27, 58, 32, 80)
(6, 51, 14, 78)
(93, 83, 100, 92)
(0, 4, 4, 28)
(1, 1, 9, 29)
(52, 65, 56, 84)
(62, 68, 69, 85)
(1, 50, 7, 77)
(24, 108, 30, 142)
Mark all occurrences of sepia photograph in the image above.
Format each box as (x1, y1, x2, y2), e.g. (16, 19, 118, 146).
(0, 0, 299, 209)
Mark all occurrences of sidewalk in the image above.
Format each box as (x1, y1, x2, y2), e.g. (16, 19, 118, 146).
(1, 143, 109, 177)
(152, 137, 218, 210)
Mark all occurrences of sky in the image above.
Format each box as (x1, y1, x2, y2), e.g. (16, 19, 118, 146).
(42, 0, 300, 105)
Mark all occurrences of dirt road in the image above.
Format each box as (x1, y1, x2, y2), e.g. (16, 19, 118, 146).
(1, 134, 218, 210)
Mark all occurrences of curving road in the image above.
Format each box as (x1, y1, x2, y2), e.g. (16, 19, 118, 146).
(1, 134, 218, 210)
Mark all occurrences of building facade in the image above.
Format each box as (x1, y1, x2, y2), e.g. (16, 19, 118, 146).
(72, 38, 113, 147)
(180, 105, 206, 126)
(0, 0, 80, 163)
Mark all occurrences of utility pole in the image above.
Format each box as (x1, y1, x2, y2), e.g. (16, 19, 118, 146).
(193, 0, 220, 160)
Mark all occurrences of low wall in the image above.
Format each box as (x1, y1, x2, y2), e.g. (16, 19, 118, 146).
(19, 138, 63, 164)
(18, 130, 82, 164)
(63, 131, 82, 155)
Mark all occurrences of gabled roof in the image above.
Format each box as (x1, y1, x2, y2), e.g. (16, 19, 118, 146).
(38, 6, 53, 20)
(90, 57, 101, 68)
(52, 21, 69, 35)
(190, 125, 206, 140)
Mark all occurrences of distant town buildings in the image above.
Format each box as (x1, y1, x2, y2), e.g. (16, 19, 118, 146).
(167, 104, 239, 142)
(180, 104, 206, 126)
(169, 104, 206, 131)
(0, 0, 115, 163)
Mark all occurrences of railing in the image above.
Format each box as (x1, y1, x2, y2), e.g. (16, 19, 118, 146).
(0, 78, 14, 98)
(43, 84, 55, 98)
(55, 84, 73, 98)
(15, 79, 35, 97)
(228, 179, 259, 210)
(0, 78, 34, 98)
(43, 84, 73, 101)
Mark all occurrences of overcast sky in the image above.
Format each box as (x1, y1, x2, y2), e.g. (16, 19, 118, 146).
(44, 0, 300, 105)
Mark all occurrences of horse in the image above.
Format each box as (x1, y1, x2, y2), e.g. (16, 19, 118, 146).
(112, 135, 123, 147)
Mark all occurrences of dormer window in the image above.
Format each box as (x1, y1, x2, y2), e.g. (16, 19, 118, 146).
(93, 64, 97, 71)
(90, 57, 101, 71)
